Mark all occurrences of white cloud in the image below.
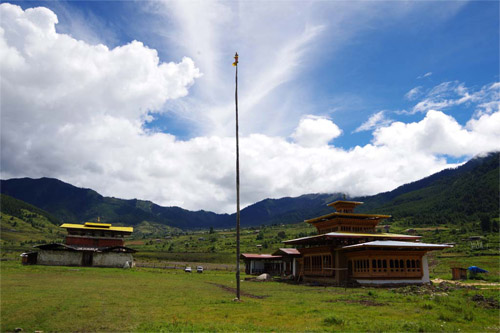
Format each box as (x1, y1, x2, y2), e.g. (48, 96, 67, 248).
(354, 111, 392, 133)
(291, 115, 342, 147)
(417, 72, 432, 79)
(2, 3, 499, 215)
(409, 81, 498, 115)
(405, 86, 423, 101)
(148, 1, 463, 138)
(373, 110, 500, 157)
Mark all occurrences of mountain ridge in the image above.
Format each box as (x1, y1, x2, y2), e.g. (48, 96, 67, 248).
(1, 152, 498, 229)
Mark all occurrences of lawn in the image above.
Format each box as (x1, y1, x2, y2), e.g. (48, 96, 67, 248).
(1, 261, 499, 332)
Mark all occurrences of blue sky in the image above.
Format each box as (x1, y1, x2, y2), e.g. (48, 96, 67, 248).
(1, 1, 499, 212)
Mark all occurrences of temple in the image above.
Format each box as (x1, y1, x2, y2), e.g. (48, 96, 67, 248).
(239, 200, 451, 285)
(283, 200, 451, 285)
(24, 222, 136, 267)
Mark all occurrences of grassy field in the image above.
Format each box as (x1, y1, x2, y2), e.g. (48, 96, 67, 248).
(1, 261, 499, 332)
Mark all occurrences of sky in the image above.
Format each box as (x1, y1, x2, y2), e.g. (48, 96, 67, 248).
(1, 1, 499, 213)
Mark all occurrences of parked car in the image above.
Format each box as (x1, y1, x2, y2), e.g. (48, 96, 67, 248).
(184, 266, 192, 273)
(196, 266, 204, 273)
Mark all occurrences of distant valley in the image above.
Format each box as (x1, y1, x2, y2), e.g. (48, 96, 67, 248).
(1, 152, 498, 230)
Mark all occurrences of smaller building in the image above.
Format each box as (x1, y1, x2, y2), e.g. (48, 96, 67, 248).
(27, 222, 136, 268)
(240, 248, 300, 276)
(240, 253, 283, 275)
(272, 248, 301, 276)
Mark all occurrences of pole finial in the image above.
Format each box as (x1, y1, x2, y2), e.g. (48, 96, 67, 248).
(233, 52, 239, 66)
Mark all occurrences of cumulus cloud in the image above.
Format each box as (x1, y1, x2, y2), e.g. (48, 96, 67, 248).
(354, 111, 392, 133)
(291, 116, 342, 147)
(373, 110, 500, 157)
(2, 3, 499, 214)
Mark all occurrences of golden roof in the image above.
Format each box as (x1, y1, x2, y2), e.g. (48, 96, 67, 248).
(60, 222, 133, 233)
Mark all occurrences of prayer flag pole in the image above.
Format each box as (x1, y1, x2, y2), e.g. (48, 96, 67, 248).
(233, 52, 241, 301)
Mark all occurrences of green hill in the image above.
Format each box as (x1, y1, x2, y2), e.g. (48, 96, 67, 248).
(0, 194, 64, 246)
(356, 152, 499, 226)
(1, 152, 498, 230)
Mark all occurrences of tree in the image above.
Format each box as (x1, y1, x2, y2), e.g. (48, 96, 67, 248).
(479, 214, 491, 233)
(209, 227, 214, 234)
(277, 231, 286, 239)
(492, 220, 499, 233)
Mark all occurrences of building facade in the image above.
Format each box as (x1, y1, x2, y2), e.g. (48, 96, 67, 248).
(29, 222, 136, 268)
(283, 201, 451, 285)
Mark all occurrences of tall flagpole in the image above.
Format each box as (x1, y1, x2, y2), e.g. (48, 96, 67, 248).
(233, 52, 241, 301)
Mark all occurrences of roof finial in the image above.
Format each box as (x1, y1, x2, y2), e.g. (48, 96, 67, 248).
(97, 216, 100, 223)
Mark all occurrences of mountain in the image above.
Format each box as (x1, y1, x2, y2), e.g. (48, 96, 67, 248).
(354, 152, 500, 225)
(1, 152, 498, 229)
(0, 194, 64, 244)
(0, 177, 231, 229)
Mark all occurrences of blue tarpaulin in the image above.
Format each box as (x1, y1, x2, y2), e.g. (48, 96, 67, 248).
(468, 266, 488, 273)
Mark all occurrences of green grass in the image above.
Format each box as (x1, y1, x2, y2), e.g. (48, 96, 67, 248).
(1, 261, 499, 332)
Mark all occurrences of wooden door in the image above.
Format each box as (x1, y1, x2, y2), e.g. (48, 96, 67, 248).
(82, 252, 93, 266)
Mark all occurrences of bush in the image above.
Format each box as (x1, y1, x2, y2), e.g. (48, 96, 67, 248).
(323, 315, 344, 326)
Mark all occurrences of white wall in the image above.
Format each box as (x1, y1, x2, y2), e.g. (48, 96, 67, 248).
(93, 252, 134, 268)
(37, 250, 134, 268)
(38, 250, 82, 266)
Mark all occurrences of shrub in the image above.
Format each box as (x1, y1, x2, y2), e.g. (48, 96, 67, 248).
(323, 315, 344, 326)
(422, 302, 433, 310)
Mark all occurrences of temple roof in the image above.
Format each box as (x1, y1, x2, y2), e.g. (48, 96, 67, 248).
(60, 222, 133, 233)
(283, 231, 420, 245)
(341, 240, 452, 250)
(305, 212, 391, 224)
(327, 200, 364, 208)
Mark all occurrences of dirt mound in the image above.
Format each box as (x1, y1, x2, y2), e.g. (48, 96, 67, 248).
(471, 294, 500, 309)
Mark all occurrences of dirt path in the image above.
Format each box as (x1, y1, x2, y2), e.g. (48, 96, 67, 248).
(206, 282, 268, 299)
(432, 278, 500, 289)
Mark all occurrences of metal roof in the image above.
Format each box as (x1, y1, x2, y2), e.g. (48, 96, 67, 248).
(240, 253, 282, 259)
(273, 248, 300, 255)
(34, 243, 136, 253)
(60, 223, 133, 233)
(283, 231, 421, 244)
(341, 240, 453, 250)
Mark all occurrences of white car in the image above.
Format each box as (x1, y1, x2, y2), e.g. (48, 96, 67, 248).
(184, 266, 192, 273)
(197, 266, 204, 273)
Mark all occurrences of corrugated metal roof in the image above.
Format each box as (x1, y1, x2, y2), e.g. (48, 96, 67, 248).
(60, 223, 133, 233)
(341, 240, 453, 250)
(240, 253, 282, 259)
(283, 232, 420, 244)
(34, 243, 136, 253)
(275, 248, 300, 255)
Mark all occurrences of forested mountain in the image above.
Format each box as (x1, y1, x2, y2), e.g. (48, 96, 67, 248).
(355, 152, 499, 225)
(0, 194, 61, 225)
(1, 152, 498, 229)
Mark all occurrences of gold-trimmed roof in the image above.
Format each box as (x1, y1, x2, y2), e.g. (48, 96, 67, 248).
(305, 212, 391, 224)
(327, 200, 364, 207)
(60, 223, 133, 233)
